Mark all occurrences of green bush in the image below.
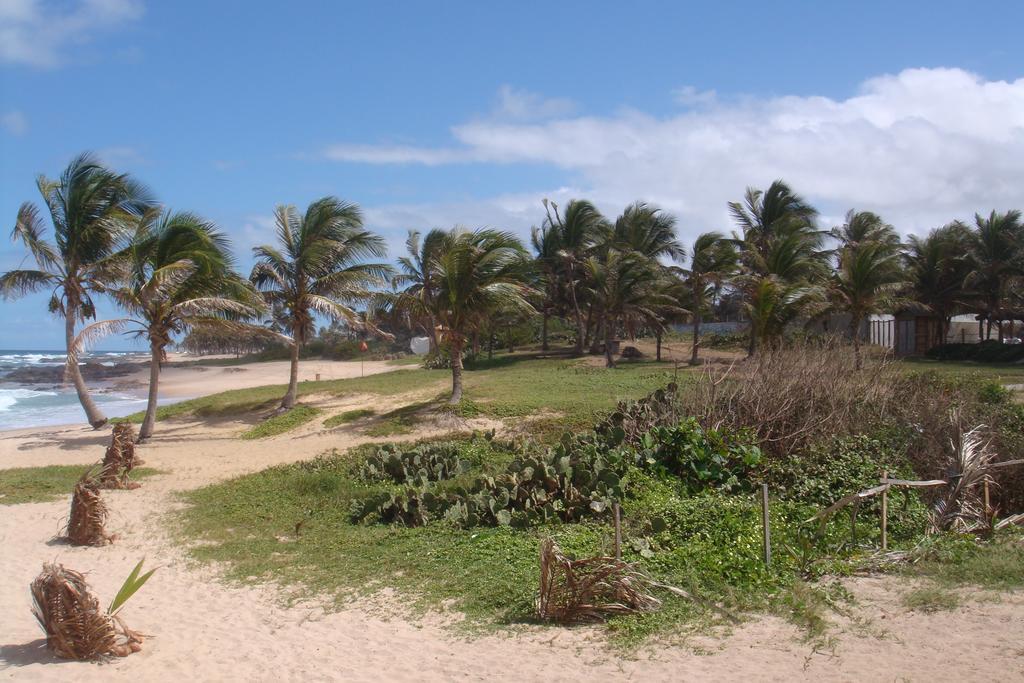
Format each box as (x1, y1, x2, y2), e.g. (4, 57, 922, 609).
(351, 432, 627, 528)
(765, 434, 929, 541)
(359, 442, 473, 486)
(926, 340, 1024, 363)
(631, 419, 761, 493)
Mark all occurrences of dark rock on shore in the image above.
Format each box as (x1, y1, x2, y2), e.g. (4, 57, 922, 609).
(2, 361, 141, 385)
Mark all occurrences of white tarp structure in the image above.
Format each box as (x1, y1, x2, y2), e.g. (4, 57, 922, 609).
(410, 336, 431, 355)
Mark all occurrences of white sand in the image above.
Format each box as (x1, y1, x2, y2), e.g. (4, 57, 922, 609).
(126, 356, 410, 398)
(1, 359, 1023, 681)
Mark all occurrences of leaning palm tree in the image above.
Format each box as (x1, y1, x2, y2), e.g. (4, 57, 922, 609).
(542, 198, 609, 354)
(678, 232, 737, 365)
(72, 210, 265, 439)
(251, 197, 391, 410)
(829, 241, 907, 369)
(430, 228, 535, 403)
(964, 210, 1023, 341)
(0, 153, 153, 428)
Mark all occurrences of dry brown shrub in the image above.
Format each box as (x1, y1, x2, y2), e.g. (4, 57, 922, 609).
(30, 563, 142, 659)
(65, 469, 113, 546)
(99, 423, 140, 490)
(681, 339, 912, 458)
(536, 538, 661, 623)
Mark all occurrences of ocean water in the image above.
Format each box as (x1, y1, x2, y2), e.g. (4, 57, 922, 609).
(0, 349, 155, 430)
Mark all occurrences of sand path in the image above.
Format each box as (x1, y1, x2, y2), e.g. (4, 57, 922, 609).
(1, 373, 1023, 680)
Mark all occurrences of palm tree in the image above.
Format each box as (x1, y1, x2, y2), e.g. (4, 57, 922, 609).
(832, 209, 900, 250)
(530, 222, 562, 351)
(250, 197, 390, 411)
(391, 229, 447, 349)
(729, 180, 819, 263)
(741, 276, 826, 350)
(583, 249, 682, 368)
(829, 241, 907, 369)
(904, 224, 972, 348)
(729, 180, 825, 354)
(430, 228, 535, 402)
(72, 210, 265, 439)
(678, 232, 737, 365)
(0, 153, 153, 428)
(964, 210, 1023, 341)
(611, 201, 685, 261)
(542, 198, 609, 354)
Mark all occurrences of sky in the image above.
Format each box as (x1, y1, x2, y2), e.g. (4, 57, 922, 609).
(2, 0, 1024, 350)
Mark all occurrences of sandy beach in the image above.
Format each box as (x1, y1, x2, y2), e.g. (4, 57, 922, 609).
(1, 358, 1022, 681)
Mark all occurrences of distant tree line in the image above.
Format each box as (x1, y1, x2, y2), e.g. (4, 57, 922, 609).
(3, 153, 1020, 431)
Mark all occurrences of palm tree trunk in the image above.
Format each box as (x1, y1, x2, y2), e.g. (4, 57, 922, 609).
(427, 315, 439, 352)
(582, 303, 594, 350)
(690, 309, 702, 366)
(604, 315, 615, 368)
(64, 313, 107, 429)
(140, 341, 162, 440)
(541, 309, 549, 351)
(449, 337, 464, 403)
(747, 325, 757, 358)
(655, 331, 662, 361)
(850, 315, 863, 371)
(281, 338, 300, 410)
(568, 268, 584, 355)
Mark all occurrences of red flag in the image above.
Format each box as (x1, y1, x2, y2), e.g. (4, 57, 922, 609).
(359, 341, 368, 352)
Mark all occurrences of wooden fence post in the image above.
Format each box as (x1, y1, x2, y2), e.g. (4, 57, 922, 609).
(613, 502, 622, 561)
(881, 470, 888, 551)
(761, 483, 771, 567)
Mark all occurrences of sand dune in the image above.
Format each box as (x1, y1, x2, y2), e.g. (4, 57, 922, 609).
(1, 360, 1022, 681)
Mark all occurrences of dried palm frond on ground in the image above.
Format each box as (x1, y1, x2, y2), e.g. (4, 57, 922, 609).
(99, 423, 141, 489)
(535, 539, 739, 624)
(30, 563, 143, 659)
(930, 416, 997, 533)
(65, 469, 113, 546)
(536, 538, 662, 623)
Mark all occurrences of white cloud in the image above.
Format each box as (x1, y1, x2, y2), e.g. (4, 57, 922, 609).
(323, 68, 1024, 240)
(673, 85, 717, 107)
(95, 145, 144, 166)
(1, 110, 27, 135)
(493, 84, 576, 121)
(0, 0, 143, 67)
(323, 143, 475, 166)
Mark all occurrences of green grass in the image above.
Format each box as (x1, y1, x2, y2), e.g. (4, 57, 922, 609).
(908, 532, 1024, 589)
(178, 443, 853, 645)
(323, 408, 376, 428)
(458, 354, 683, 426)
(240, 405, 322, 439)
(361, 401, 431, 437)
(902, 585, 961, 612)
(121, 352, 686, 431)
(900, 357, 1024, 383)
(0, 465, 159, 505)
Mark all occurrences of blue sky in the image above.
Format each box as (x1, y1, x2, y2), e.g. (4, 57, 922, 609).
(2, 0, 1024, 349)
